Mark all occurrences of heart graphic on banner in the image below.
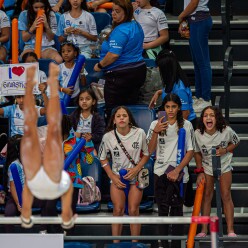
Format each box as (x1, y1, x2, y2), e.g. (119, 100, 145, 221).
(12, 66, 25, 76)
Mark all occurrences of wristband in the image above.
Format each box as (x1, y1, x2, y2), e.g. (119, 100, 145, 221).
(97, 62, 103, 69)
(194, 167, 204, 174)
(102, 162, 109, 167)
(28, 30, 33, 35)
(153, 129, 159, 134)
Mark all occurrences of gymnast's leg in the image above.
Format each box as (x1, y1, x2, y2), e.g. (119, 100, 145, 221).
(21, 66, 42, 224)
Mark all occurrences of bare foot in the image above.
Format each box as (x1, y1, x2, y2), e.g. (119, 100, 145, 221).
(26, 65, 37, 88)
(48, 62, 60, 79)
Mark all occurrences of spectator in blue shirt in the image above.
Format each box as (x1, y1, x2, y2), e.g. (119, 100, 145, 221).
(94, 0, 147, 122)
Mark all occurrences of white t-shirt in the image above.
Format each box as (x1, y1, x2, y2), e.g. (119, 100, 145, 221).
(133, 7, 168, 43)
(3, 104, 42, 137)
(18, 10, 57, 47)
(195, 126, 240, 175)
(39, 70, 47, 83)
(184, 0, 209, 14)
(0, 10, 10, 34)
(49, 0, 59, 7)
(99, 128, 149, 175)
(147, 119, 195, 183)
(57, 11, 97, 47)
(76, 114, 93, 133)
(58, 63, 87, 99)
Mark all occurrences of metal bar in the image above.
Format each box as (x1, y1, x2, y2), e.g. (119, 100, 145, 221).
(0, 216, 193, 225)
(212, 148, 224, 248)
(64, 236, 188, 241)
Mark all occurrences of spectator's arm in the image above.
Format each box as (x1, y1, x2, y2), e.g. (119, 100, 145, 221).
(0, 108, 4, 116)
(178, 0, 199, 23)
(0, 27, 10, 43)
(94, 52, 119, 71)
(143, 29, 169, 50)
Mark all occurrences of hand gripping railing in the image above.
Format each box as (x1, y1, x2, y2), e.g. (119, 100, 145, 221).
(0, 216, 220, 248)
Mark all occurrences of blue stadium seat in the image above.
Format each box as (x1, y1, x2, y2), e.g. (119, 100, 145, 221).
(38, 58, 57, 76)
(107, 158, 155, 212)
(85, 58, 102, 85)
(91, 12, 112, 34)
(37, 116, 47, 126)
(144, 58, 156, 67)
(125, 105, 156, 134)
(106, 242, 150, 248)
(64, 242, 96, 248)
(4, 0, 16, 19)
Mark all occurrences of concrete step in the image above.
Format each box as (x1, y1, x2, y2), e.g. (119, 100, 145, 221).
(191, 85, 248, 93)
(170, 39, 248, 46)
(195, 109, 248, 118)
(166, 14, 248, 25)
(180, 61, 248, 71)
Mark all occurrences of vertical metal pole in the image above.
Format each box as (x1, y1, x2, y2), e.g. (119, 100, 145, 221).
(212, 147, 224, 248)
(210, 217, 219, 248)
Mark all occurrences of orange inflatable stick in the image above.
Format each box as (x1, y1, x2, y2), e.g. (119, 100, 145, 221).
(12, 18, 19, 64)
(187, 178, 205, 248)
(21, 0, 28, 10)
(34, 9, 44, 59)
(98, 2, 113, 9)
(0, 0, 4, 9)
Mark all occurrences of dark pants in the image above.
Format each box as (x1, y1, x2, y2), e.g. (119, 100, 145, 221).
(104, 63, 147, 122)
(154, 174, 186, 248)
(4, 194, 44, 233)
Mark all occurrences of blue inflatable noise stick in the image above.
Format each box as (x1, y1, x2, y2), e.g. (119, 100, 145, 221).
(119, 169, 130, 215)
(64, 138, 86, 171)
(60, 100, 67, 115)
(63, 54, 86, 107)
(177, 128, 186, 197)
(10, 163, 23, 207)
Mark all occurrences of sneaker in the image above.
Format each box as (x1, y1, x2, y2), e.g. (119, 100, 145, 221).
(194, 100, 211, 113)
(192, 96, 200, 106)
(39, 230, 47, 234)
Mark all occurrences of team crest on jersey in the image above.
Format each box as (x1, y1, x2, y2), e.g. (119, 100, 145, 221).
(159, 138, 165, 144)
(132, 142, 139, 149)
(219, 141, 227, 148)
(201, 145, 208, 156)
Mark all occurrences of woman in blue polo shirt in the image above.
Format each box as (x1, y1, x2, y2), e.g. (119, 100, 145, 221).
(149, 49, 197, 128)
(94, 0, 146, 121)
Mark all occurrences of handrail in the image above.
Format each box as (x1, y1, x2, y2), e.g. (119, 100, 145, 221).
(223, 46, 233, 122)
(221, 0, 231, 51)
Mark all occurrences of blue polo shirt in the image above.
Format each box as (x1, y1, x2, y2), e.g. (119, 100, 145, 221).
(100, 20, 144, 70)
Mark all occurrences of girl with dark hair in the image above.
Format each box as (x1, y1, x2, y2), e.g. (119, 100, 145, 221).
(0, 9, 10, 63)
(18, 0, 62, 63)
(147, 93, 195, 248)
(133, 0, 169, 59)
(70, 88, 105, 152)
(4, 135, 44, 233)
(58, 42, 87, 105)
(195, 106, 240, 238)
(149, 49, 197, 128)
(98, 106, 150, 242)
(94, 0, 147, 121)
(57, 0, 97, 58)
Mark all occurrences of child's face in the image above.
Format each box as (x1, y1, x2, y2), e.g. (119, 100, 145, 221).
(33, 2, 45, 13)
(25, 56, 37, 63)
(203, 108, 217, 133)
(114, 108, 130, 129)
(61, 44, 77, 62)
(79, 92, 95, 111)
(15, 96, 24, 110)
(69, 0, 82, 9)
(164, 101, 179, 121)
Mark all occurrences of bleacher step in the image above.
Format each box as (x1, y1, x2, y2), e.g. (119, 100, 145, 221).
(170, 39, 248, 46)
(191, 85, 248, 93)
(180, 61, 248, 71)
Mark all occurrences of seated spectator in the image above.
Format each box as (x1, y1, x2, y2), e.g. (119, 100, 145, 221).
(49, 0, 64, 12)
(0, 9, 10, 63)
(57, 0, 98, 58)
(87, 0, 111, 13)
(133, 0, 169, 59)
(18, 0, 63, 63)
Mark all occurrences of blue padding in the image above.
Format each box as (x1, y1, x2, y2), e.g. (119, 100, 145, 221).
(106, 242, 149, 248)
(32, 207, 41, 214)
(122, 105, 156, 134)
(38, 59, 57, 77)
(85, 58, 103, 85)
(91, 12, 112, 34)
(64, 242, 95, 248)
